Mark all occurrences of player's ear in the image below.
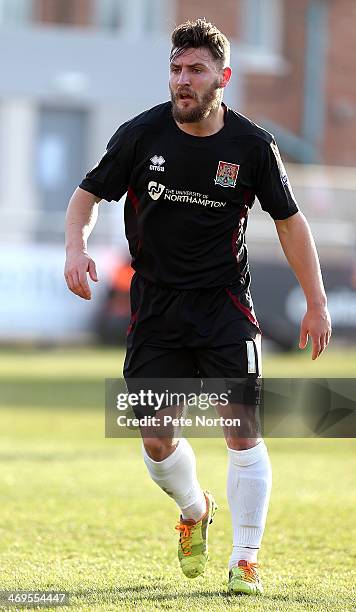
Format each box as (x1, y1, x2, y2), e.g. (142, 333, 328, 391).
(220, 66, 232, 88)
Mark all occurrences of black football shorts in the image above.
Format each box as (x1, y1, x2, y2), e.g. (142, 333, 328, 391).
(123, 273, 262, 417)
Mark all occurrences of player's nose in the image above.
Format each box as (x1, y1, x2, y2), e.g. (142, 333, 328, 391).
(177, 69, 190, 86)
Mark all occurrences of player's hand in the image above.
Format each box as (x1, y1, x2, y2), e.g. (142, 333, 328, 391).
(299, 306, 332, 360)
(64, 250, 98, 300)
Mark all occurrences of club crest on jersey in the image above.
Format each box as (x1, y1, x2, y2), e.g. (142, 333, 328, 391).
(148, 181, 165, 200)
(214, 161, 240, 188)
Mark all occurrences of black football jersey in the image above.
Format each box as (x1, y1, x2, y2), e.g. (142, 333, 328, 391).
(79, 102, 298, 321)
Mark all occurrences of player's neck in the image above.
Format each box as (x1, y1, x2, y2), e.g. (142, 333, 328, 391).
(175, 103, 226, 137)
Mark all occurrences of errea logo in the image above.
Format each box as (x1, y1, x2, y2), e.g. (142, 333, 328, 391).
(150, 155, 165, 172)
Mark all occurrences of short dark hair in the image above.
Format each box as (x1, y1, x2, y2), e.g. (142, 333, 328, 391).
(170, 18, 230, 67)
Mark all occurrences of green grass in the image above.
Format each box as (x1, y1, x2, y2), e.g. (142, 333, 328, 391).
(0, 346, 355, 611)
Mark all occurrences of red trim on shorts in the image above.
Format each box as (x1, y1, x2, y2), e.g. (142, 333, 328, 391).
(225, 288, 262, 334)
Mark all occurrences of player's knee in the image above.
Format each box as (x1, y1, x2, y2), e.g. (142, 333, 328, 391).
(226, 436, 260, 451)
(143, 437, 177, 461)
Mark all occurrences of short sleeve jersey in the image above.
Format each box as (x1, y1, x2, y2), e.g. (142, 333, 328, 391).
(80, 102, 298, 296)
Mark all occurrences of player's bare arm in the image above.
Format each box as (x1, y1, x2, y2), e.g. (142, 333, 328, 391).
(64, 187, 101, 300)
(274, 211, 332, 360)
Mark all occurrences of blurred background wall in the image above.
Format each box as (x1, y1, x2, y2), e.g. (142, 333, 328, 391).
(0, 0, 355, 347)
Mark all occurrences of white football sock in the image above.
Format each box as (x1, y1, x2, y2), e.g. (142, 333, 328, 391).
(227, 440, 272, 570)
(142, 438, 206, 522)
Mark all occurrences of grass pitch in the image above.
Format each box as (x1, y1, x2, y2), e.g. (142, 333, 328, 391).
(0, 346, 355, 611)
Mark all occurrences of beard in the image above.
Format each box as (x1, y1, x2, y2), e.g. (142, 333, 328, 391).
(170, 79, 222, 124)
